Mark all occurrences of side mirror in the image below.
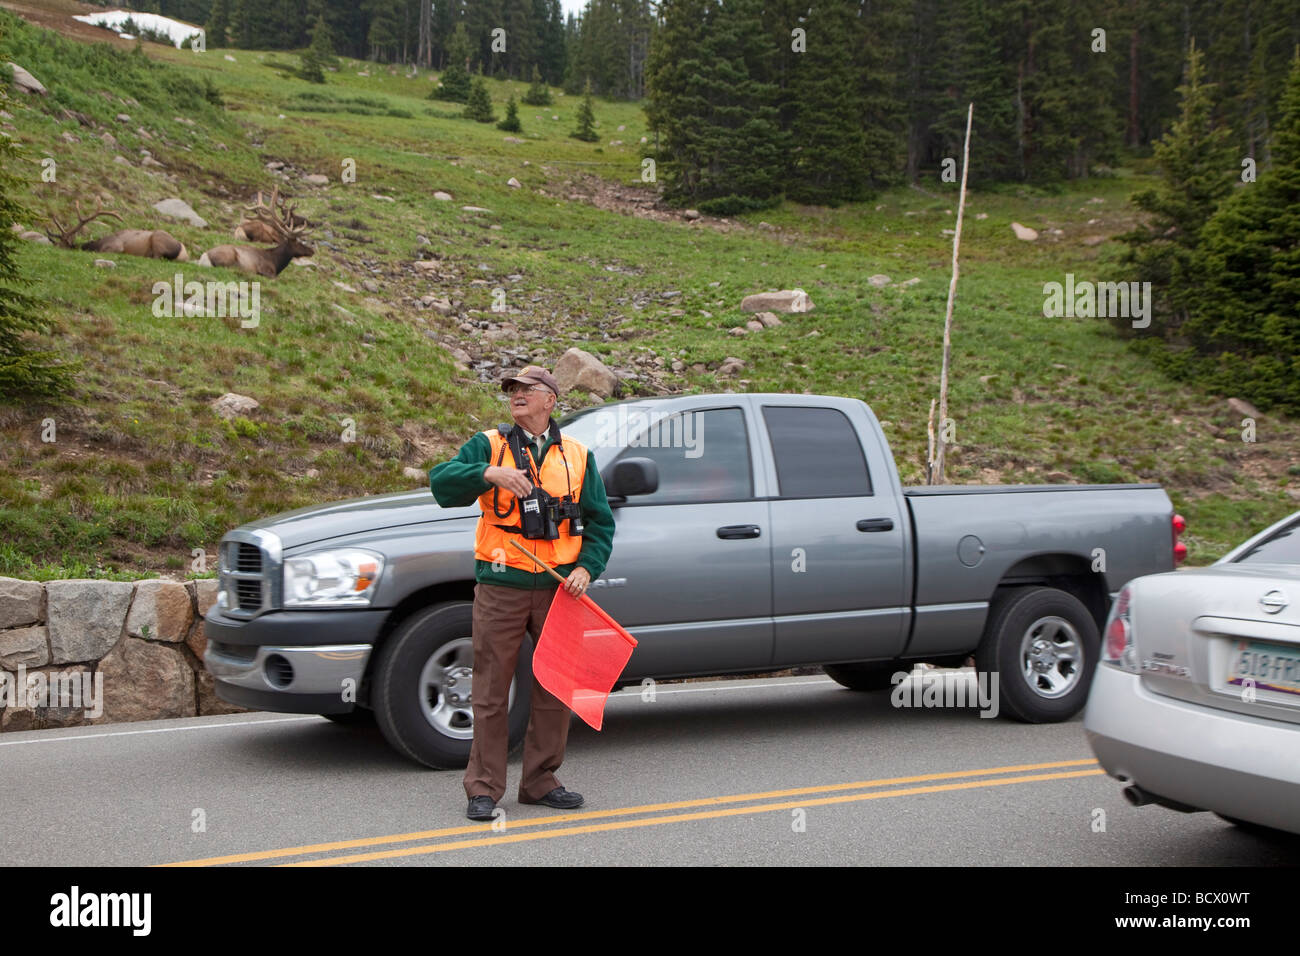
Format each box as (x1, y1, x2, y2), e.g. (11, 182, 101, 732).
(603, 457, 659, 502)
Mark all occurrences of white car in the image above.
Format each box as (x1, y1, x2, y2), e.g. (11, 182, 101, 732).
(1084, 511, 1300, 836)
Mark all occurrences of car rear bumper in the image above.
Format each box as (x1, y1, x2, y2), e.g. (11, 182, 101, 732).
(1084, 663, 1300, 834)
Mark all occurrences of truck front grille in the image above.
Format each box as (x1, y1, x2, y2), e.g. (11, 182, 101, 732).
(218, 531, 281, 619)
(235, 543, 262, 573)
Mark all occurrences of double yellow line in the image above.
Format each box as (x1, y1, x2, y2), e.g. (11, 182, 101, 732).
(161, 758, 1102, 866)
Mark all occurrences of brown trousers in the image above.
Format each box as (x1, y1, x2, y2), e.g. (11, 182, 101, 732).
(463, 581, 572, 803)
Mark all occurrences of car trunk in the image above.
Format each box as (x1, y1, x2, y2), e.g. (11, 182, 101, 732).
(1134, 564, 1300, 725)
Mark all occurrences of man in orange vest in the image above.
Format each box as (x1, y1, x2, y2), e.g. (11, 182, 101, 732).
(429, 366, 615, 821)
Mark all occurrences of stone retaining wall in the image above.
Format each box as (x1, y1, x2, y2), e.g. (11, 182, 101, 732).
(0, 577, 246, 731)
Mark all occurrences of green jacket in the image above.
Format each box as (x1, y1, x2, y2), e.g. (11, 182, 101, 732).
(428, 425, 615, 589)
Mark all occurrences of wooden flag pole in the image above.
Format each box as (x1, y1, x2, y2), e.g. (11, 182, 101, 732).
(508, 540, 570, 587)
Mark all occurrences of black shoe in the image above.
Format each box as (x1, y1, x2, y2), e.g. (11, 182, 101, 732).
(520, 786, 584, 809)
(466, 795, 497, 821)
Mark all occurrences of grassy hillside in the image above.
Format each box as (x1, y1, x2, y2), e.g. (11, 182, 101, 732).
(0, 3, 1296, 580)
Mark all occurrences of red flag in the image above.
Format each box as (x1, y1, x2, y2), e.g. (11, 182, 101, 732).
(533, 588, 638, 731)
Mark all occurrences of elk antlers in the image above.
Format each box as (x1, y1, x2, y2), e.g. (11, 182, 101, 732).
(44, 199, 123, 248)
(243, 186, 309, 242)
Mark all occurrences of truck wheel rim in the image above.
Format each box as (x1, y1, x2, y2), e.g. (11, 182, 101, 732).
(1018, 615, 1082, 699)
(418, 637, 515, 740)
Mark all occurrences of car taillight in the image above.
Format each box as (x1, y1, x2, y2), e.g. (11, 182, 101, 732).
(1172, 513, 1187, 564)
(1102, 585, 1138, 673)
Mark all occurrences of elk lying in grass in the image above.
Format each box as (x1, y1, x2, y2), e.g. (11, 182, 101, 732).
(199, 188, 313, 277)
(45, 200, 189, 260)
(233, 191, 308, 243)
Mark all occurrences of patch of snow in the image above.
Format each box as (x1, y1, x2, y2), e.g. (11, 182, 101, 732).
(73, 10, 203, 49)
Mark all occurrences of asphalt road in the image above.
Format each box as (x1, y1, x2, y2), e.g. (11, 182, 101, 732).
(2, 675, 1296, 867)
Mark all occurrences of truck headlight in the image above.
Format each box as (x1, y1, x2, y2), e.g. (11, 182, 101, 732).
(283, 549, 384, 607)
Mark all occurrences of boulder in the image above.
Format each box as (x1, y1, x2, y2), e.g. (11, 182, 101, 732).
(728, 327, 748, 336)
(868, 274, 891, 287)
(94, 259, 115, 268)
(1081, 235, 1105, 247)
(433, 191, 453, 201)
(553, 347, 618, 398)
(1010, 222, 1038, 241)
(745, 319, 764, 332)
(0, 625, 49, 669)
(0, 664, 94, 730)
(507, 177, 521, 188)
(683, 209, 701, 221)
(185, 579, 219, 661)
(755, 312, 782, 328)
(899, 277, 921, 287)
(461, 205, 490, 213)
(8, 63, 46, 95)
(740, 289, 815, 313)
(125, 579, 193, 642)
(1228, 398, 1261, 419)
(303, 173, 330, 186)
(0, 577, 43, 629)
(46, 580, 133, 664)
(717, 357, 746, 376)
(93, 637, 195, 723)
(212, 393, 259, 419)
(19, 231, 51, 244)
(149, 197, 205, 228)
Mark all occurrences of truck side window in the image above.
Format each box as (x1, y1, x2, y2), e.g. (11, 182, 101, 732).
(763, 406, 873, 498)
(612, 407, 751, 504)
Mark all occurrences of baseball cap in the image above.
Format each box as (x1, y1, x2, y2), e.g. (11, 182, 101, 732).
(501, 365, 560, 397)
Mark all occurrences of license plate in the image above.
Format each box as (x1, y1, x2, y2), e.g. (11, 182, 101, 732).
(1227, 639, 1300, 697)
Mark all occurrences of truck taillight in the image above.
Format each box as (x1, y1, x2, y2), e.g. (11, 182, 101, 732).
(1171, 513, 1187, 564)
(1103, 585, 1138, 673)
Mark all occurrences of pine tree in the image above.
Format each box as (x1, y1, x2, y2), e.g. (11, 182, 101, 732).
(0, 123, 74, 398)
(646, 0, 784, 211)
(785, 1, 869, 205)
(463, 77, 496, 122)
(309, 13, 338, 70)
(205, 0, 231, 48)
(1118, 39, 1237, 334)
(571, 79, 598, 141)
(497, 94, 522, 131)
(299, 48, 325, 83)
(522, 63, 551, 105)
(1182, 49, 1300, 413)
(432, 23, 473, 102)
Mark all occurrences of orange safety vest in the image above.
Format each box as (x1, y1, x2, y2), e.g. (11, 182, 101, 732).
(475, 426, 588, 572)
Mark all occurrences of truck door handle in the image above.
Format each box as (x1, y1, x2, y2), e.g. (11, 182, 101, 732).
(856, 518, 894, 532)
(717, 524, 762, 539)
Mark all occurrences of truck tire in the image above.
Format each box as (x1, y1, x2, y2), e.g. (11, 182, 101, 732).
(975, 586, 1099, 723)
(371, 601, 532, 770)
(823, 663, 900, 692)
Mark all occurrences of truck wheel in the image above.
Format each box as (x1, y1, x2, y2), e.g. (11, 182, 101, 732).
(371, 601, 532, 770)
(823, 663, 900, 691)
(975, 586, 1099, 723)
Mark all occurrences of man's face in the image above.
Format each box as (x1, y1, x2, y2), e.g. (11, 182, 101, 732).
(506, 382, 555, 424)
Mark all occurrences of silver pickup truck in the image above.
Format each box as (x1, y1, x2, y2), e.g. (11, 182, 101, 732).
(204, 393, 1182, 768)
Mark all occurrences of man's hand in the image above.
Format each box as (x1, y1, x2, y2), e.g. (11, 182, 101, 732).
(483, 465, 533, 498)
(565, 566, 591, 597)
